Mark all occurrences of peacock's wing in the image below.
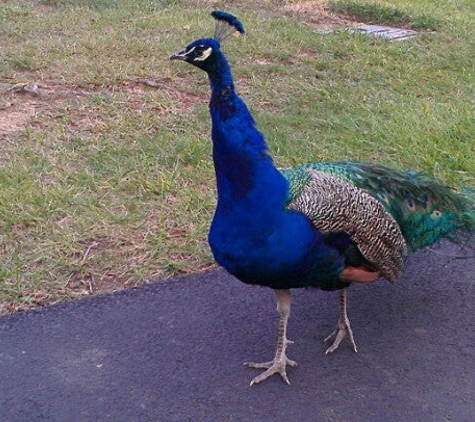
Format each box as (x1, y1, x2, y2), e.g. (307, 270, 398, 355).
(283, 161, 475, 251)
(283, 168, 408, 282)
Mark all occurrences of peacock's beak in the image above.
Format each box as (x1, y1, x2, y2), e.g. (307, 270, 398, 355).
(169, 49, 188, 61)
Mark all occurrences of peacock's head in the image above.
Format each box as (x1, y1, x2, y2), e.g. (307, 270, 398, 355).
(169, 38, 222, 70)
(170, 11, 245, 72)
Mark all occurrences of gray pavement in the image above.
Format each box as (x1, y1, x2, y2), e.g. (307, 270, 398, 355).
(1, 241, 475, 421)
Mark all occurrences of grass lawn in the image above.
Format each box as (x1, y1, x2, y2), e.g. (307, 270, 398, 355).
(1, 0, 474, 313)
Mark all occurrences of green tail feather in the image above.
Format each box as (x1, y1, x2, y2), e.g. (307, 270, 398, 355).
(281, 161, 475, 251)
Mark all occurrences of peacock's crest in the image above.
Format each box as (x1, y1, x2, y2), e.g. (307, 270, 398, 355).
(211, 11, 245, 43)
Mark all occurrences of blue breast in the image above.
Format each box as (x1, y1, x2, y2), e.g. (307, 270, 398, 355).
(206, 49, 348, 291)
(208, 93, 346, 290)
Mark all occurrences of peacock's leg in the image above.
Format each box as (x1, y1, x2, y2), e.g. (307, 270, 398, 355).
(244, 288, 297, 386)
(324, 288, 358, 354)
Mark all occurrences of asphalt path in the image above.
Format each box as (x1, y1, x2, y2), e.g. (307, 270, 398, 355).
(1, 240, 475, 421)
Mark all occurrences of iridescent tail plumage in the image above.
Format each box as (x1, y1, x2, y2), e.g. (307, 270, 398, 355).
(282, 161, 475, 252)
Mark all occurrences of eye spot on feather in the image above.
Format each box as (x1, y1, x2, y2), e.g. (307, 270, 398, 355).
(406, 199, 416, 211)
(194, 47, 213, 61)
(431, 209, 442, 219)
(378, 192, 390, 204)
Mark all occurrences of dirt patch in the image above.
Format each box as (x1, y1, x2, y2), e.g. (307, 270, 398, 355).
(221, 0, 356, 29)
(0, 78, 202, 137)
(282, 0, 353, 29)
(0, 81, 87, 136)
(0, 100, 37, 135)
(124, 78, 206, 112)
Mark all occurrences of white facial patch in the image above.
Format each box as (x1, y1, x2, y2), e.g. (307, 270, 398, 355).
(194, 47, 213, 62)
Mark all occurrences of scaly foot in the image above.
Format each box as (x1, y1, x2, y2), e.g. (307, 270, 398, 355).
(245, 350, 297, 386)
(324, 289, 358, 354)
(246, 289, 296, 385)
(324, 317, 358, 354)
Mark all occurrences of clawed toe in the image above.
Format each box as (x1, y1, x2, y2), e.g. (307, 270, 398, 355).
(245, 357, 298, 370)
(244, 289, 298, 386)
(245, 357, 298, 386)
(324, 319, 358, 354)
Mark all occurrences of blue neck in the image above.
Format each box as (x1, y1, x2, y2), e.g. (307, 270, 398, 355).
(207, 52, 288, 208)
(207, 53, 235, 94)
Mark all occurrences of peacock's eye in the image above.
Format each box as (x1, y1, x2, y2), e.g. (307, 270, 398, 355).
(194, 46, 213, 61)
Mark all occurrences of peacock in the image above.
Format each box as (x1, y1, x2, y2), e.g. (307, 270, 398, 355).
(170, 11, 475, 386)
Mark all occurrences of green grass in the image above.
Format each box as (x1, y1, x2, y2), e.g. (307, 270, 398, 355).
(328, 0, 442, 30)
(1, 0, 475, 312)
